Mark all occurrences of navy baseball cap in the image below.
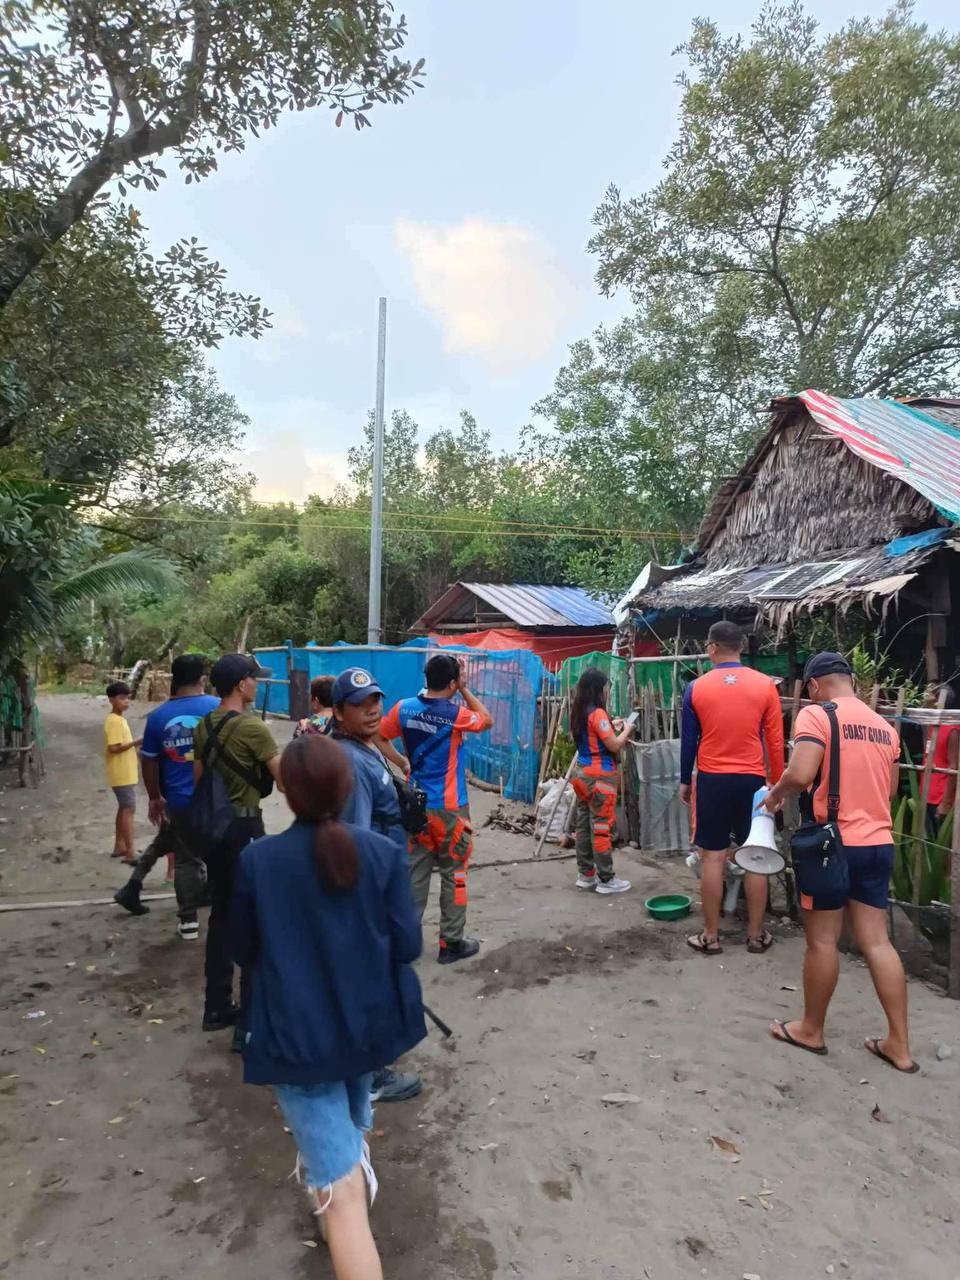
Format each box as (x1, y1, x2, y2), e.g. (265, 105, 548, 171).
(210, 653, 270, 695)
(803, 651, 853, 683)
(331, 667, 385, 705)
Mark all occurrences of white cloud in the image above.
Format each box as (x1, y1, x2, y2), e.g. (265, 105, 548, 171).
(394, 217, 574, 371)
(246, 433, 349, 503)
(239, 397, 351, 502)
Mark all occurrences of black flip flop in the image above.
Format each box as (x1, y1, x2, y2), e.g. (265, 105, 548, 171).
(771, 1020, 828, 1056)
(747, 931, 774, 954)
(865, 1038, 919, 1074)
(687, 932, 723, 955)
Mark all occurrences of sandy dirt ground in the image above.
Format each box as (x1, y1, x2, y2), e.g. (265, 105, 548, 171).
(1, 693, 959, 1280)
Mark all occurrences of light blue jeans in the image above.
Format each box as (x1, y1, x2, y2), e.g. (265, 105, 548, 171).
(274, 1074, 374, 1190)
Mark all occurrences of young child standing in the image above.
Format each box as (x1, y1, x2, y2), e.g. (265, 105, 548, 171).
(104, 681, 142, 864)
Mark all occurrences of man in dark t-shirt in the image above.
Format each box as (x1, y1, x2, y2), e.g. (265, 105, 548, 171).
(193, 654, 281, 1035)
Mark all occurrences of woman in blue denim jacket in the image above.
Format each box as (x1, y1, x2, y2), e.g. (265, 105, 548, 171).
(231, 733, 425, 1279)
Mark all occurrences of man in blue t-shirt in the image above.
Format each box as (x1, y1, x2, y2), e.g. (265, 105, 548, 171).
(114, 654, 219, 937)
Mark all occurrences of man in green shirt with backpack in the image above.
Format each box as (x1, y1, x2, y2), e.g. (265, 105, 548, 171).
(192, 654, 281, 1035)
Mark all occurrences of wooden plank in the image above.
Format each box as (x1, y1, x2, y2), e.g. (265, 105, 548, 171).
(630, 654, 710, 665)
(639, 743, 652, 853)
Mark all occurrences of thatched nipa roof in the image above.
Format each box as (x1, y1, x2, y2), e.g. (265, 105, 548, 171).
(622, 391, 960, 627)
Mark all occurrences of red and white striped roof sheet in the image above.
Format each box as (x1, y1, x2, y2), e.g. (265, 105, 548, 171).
(798, 390, 960, 523)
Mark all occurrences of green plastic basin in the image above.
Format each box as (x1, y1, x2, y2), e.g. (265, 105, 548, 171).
(645, 893, 693, 922)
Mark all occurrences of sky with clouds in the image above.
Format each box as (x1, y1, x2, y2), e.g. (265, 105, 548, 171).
(140, 0, 957, 502)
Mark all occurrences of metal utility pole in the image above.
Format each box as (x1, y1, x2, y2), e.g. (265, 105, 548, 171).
(367, 297, 387, 645)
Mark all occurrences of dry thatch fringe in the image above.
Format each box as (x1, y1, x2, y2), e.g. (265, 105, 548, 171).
(760, 576, 909, 639)
(704, 417, 938, 569)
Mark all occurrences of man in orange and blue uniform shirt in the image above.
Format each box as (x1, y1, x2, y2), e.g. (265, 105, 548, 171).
(679, 620, 785, 955)
(380, 653, 492, 965)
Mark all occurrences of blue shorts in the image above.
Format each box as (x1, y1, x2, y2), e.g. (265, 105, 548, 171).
(692, 772, 765, 852)
(273, 1075, 373, 1190)
(799, 843, 893, 912)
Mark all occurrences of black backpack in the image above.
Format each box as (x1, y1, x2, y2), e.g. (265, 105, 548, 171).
(186, 712, 273, 847)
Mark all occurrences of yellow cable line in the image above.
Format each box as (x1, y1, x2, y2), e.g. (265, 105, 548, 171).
(87, 511, 685, 541)
(3, 474, 690, 538)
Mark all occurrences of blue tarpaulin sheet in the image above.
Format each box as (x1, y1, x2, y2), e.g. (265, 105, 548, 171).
(884, 526, 952, 558)
(254, 642, 544, 803)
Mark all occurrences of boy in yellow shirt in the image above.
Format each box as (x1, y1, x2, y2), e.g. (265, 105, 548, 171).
(104, 681, 142, 863)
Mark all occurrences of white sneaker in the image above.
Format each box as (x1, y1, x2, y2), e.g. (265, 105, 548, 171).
(596, 876, 631, 895)
(178, 919, 199, 941)
(575, 874, 597, 890)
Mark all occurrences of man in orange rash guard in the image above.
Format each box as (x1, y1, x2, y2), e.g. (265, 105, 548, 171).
(679, 620, 785, 955)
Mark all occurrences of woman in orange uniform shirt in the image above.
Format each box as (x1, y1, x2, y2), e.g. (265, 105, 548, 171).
(569, 668, 635, 895)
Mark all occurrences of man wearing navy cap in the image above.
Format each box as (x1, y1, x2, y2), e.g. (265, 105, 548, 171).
(331, 667, 422, 1103)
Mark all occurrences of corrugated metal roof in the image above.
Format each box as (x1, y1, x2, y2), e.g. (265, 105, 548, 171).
(466, 583, 614, 627)
(415, 582, 614, 630)
(790, 391, 960, 523)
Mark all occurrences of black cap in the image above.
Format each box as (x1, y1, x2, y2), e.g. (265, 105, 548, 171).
(210, 653, 270, 696)
(803, 651, 853, 683)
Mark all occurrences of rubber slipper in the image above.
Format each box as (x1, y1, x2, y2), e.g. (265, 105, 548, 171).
(686, 932, 723, 955)
(770, 1020, 828, 1055)
(746, 931, 774, 954)
(864, 1038, 919, 1074)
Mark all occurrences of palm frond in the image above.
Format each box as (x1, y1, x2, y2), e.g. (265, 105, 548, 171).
(52, 551, 181, 611)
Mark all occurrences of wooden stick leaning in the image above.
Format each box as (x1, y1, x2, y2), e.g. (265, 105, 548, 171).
(533, 754, 577, 860)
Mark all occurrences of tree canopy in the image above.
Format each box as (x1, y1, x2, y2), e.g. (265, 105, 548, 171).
(0, 1, 423, 304)
(591, 1, 960, 399)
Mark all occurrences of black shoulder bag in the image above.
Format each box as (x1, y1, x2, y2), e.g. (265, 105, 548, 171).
(185, 713, 273, 848)
(393, 775, 429, 835)
(790, 702, 850, 900)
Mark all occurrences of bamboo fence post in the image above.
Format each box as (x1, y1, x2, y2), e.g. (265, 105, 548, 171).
(537, 696, 568, 793)
(777, 678, 805, 922)
(537, 688, 563, 793)
(912, 689, 945, 965)
(787, 679, 803, 744)
(640, 684, 657, 850)
(950, 758, 960, 999)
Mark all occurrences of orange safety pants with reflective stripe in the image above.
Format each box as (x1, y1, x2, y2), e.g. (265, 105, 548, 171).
(408, 806, 473, 946)
(571, 768, 617, 881)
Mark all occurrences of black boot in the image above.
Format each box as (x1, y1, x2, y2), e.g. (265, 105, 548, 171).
(114, 879, 149, 916)
(202, 1003, 241, 1032)
(438, 937, 480, 965)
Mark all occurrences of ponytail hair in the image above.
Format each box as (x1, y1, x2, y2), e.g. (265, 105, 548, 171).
(280, 734, 360, 892)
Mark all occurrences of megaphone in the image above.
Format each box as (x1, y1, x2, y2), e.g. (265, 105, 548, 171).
(734, 787, 785, 876)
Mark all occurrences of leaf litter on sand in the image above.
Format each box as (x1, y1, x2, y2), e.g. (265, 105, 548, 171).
(710, 1135, 741, 1162)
